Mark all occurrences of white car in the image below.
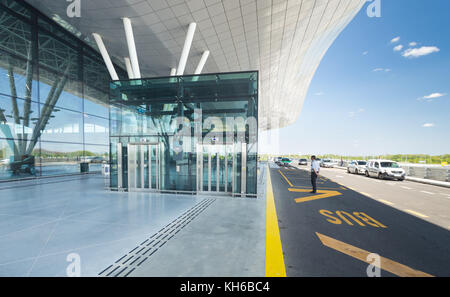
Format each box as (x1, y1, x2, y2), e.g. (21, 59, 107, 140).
(347, 160, 367, 175)
(365, 160, 406, 181)
(321, 159, 338, 168)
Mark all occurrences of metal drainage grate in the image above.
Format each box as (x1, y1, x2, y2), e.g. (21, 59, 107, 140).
(98, 198, 216, 277)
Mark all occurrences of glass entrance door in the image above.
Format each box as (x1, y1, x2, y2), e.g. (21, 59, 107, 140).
(127, 143, 160, 191)
(197, 143, 236, 194)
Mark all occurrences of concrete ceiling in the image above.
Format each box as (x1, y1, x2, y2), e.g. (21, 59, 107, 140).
(25, 0, 365, 130)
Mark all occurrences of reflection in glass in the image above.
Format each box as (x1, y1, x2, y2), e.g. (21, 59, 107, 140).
(84, 114, 109, 145)
(39, 104, 83, 143)
(39, 141, 82, 176)
(0, 1, 125, 181)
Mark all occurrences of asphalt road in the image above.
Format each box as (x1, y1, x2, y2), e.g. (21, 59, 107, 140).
(301, 165, 450, 230)
(269, 163, 450, 277)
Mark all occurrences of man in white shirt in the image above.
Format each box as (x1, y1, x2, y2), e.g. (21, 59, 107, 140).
(310, 155, 320, 193)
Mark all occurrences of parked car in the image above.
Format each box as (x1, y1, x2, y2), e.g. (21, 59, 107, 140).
(365, 160, 406, 181)
(298, 158, 308, 166)
(280, 158, 292, 167)
(347, 160, 367, 174)
(274, 157, 282, 166)
(320, 159, 337, 168)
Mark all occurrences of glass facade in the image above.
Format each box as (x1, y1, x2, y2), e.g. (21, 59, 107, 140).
(110, 72, 258, 196)
(0, 0, 126, 180)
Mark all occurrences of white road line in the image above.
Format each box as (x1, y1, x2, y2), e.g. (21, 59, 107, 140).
(404, 209, 429, 218)
(378, 199, 394, 206)
(420, 191, 435, 195)
(401, 186, 413, 190)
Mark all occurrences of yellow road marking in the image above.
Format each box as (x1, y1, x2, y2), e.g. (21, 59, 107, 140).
(289, 185, 347, 191)
(361, 192, 373, 198)
(404, 209, 429, 218)
(316, 232, 433, 277)
(378, 199, 394, 206)
(289, 188, 342, 203)
(266, 167, 286, 277)
(278, 170, 293, 187)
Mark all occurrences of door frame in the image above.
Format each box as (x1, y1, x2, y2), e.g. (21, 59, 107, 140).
(127, 142, 161, 192)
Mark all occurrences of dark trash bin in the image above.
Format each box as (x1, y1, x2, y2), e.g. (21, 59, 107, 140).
(80, 162, 89, 173)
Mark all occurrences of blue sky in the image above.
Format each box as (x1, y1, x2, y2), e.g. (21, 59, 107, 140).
(274, 0, 450, 156)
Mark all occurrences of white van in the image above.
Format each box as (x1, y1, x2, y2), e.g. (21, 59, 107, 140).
(365, 160, 406, 181)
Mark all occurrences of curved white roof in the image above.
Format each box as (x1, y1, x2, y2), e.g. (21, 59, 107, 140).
(27, 0, 365, 130)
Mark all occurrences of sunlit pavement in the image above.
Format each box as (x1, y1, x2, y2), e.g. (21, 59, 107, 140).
(269, 164, 450, 277)
(0, 173, 267, 277)
(0, 175, 203, 276)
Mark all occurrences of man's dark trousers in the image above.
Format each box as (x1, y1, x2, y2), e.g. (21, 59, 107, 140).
(311, 171, 317, 193)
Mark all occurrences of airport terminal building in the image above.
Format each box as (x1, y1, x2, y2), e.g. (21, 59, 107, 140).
(0, 0, 365, 196)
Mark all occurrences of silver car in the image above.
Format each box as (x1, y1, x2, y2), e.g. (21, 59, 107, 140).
(365, 160, 406, 181)
(347, 160, 367, 175)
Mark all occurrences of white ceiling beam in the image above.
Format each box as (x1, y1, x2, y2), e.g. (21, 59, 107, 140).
(170, 68, 177, 76)
(194, 51, 210, 74)
(124, 57, 135, 79)
(123, 17, 141, 79)
(176, 23, 197, 76)
(92, 33, 119, 81)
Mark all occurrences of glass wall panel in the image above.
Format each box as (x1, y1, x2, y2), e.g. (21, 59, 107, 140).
(0, 94, 39, 141)
(0, 8, 38, 101)
(39, 141, 83, 176)
(110, 72, 258, 195)
(0, 1, 124, 181)
(38, 29, 82, 112)
(0, 137, 37, 180)
(84, 114, 109, 145)
(39, 104, 83, 143)
(84, 144, 108, 172)
(83, 54, 110, 118)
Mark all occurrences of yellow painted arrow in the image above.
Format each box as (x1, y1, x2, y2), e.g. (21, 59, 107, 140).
(316, 232, 433, 277)
(289, 188, 342, 203)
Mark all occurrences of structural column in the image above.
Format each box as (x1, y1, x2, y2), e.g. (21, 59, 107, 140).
(176, 23, 197, 75)
(124, 57, 135, 79)
(194, 51, 210, 74)
(123, 17, 141, 79)
(92, 33, 119, 81)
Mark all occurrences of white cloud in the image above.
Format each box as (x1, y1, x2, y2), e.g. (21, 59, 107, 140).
(314, 92, 324, 96)
(422, 123, 435, 128)
(409, 42, 417, 46)
(362, 51, 369, 56)
(402, 46, 440, 58)
(393, 45, 403, 51)
(373, 68, 391, 72)
(391, 36, 400, 43)
(423, 93, 446, 99)
(418, 92, 447, 102)
(348, 108, 365, 118)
